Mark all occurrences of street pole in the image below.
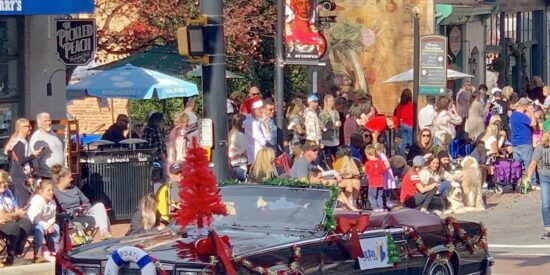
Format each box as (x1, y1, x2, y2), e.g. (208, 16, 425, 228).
(412, 10, 420, 137)
(200, 0, 230, 180)
(274, 0, 285, 133)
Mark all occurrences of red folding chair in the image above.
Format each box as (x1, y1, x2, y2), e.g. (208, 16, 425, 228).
(273, 153, 291, 177)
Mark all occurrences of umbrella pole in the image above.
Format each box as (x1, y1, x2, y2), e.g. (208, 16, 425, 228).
(111, 97, 115, 124)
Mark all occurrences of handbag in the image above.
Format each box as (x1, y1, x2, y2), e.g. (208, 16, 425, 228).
(10, 149, 38, 193)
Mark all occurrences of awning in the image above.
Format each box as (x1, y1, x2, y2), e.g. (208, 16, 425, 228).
(436, 3, 498, 25)
(0, 0, 94, 15)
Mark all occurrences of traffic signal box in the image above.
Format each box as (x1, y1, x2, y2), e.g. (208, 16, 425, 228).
(177, 16, 208, 64)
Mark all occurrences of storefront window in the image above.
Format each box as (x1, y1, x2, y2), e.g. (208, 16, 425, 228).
(0, 18, 19, 55)
(0, 17, 21, 168)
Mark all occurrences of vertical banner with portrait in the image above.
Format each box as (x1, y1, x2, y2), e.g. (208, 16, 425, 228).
(284, 0, 326, 65)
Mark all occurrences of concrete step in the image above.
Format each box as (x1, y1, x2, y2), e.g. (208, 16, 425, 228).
(0, 262, 55, 275)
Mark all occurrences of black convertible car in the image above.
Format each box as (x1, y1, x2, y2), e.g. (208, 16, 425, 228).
(63, 185, 494, 274)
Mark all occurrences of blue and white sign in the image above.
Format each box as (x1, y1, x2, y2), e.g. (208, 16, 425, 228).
(0, 0, 94, 15)
(358, 236, 392, 270)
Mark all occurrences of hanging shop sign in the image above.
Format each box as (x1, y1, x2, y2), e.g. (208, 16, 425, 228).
(449, 26, 461, 56)
(284, 0, 327, 65)
(0, 0, 94, 15)
(55, 19, 96, 66)
(419, 35, 448, 95)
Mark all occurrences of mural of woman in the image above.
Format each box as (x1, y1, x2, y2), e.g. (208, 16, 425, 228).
(285, 0, 326, 59)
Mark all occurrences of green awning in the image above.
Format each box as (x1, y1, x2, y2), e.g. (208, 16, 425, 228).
(436, 3, 498, 25)
(93, 44, 195, 76)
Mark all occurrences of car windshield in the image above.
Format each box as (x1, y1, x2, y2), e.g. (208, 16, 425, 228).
(212, 185, 331, 232)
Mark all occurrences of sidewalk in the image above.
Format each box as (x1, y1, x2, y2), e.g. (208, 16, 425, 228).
(1, 222, 130, 273)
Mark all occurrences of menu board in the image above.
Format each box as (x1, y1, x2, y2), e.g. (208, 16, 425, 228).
(419, 35, 448, 95)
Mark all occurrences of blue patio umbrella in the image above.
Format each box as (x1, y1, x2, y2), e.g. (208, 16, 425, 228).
(66, 64, 198, 100)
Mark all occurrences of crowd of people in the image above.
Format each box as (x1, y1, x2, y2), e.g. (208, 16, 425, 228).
(0, 113, 112, 266)
(3, 77, 550, 267)
(227, 79, 550, 240)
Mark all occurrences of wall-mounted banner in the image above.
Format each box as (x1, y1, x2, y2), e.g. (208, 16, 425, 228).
(284, 0, 326, 65)
(419, 35, 448, 95)
(0, 0, 94, 15)
(55, 19, 96, 66)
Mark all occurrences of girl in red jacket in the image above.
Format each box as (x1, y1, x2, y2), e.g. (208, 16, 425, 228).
(365, 145, 386, 211)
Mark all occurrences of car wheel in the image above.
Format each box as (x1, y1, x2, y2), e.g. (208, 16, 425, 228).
(424, 256, 454, 275)
(494, 185, 504, 195)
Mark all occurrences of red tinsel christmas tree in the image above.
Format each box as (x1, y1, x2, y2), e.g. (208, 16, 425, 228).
(175, 141, 227, 229)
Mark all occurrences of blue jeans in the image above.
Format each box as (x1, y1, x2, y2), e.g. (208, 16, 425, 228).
(232, 167, 246, 182)
(368, 187, 384, 210)
(400, 124, 413, 152)
(513, 144, 535, 185)
(540, 174, 550, 228)
(32, 223, 60, 252)
(439, 180, 451, 198)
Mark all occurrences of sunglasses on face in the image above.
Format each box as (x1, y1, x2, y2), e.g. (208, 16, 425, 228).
(421, 134, 431, 137)
(250, 93, 260, 97)
(136, 124, 144, 127)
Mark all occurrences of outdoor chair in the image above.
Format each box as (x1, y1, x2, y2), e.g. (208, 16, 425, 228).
(273, 153, 291, 177)
(0, 232, 7, 266)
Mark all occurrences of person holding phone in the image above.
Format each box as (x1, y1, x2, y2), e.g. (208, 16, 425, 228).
(4, 118, 44, 207)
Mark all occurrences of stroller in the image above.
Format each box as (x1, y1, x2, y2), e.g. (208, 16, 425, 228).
(492, 159, 523, 194)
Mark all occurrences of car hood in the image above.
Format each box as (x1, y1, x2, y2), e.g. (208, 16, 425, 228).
(69, 227, 320, 264)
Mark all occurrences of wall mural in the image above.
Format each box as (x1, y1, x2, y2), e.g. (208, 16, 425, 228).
(317, 0, 432, 114)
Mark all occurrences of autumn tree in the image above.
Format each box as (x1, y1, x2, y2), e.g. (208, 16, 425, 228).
(94, 0, 275, 69)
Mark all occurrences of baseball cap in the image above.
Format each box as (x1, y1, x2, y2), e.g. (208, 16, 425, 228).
(302, 142, 319, 152)
(412, 156, 426, 167)
(307, 94, 319, 102)
(491, 87, 502, 95)
(517, 97, 530, 106)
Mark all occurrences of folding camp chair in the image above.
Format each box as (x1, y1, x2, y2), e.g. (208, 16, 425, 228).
(273, 153, 291, 177)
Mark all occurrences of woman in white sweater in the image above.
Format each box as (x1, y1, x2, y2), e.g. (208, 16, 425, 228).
(432, 97, 462, 144)
(27, 180, 58, 262)
(228, 114, 247, 181)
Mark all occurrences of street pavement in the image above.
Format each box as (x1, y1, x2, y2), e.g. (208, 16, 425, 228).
(451, 189, 550, 274)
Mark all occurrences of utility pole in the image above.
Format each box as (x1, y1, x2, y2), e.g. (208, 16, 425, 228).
(200, 0, 229, 180)
(274, 0, 285, 132)
(412, 8, 420, 136)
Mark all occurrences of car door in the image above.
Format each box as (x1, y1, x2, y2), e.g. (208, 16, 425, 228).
(316, 229, 408, 274)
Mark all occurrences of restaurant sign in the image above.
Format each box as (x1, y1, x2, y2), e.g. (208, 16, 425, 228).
(419, 35, 448, 95)
(55, 19, 96, 66)
(0, 0, 94, 15)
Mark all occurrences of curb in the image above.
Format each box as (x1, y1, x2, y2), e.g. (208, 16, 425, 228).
(0, 262, 55, 275)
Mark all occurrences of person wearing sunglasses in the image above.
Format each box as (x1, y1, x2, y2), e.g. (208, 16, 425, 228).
(239, 86, 263, 114)
(407, 128, 434, 163)
(101, 114, 129, 144)
(4, 118, 44, 207)
(130, 120, 145, 139)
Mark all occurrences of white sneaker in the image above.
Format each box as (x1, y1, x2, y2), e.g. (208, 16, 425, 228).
(482, 182, 488, 189)
(532, 185, 541, 191)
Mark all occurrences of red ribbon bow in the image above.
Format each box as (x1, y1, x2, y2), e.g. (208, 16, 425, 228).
(336, 213, 370, 259)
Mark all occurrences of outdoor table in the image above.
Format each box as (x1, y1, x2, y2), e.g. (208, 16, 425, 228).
(79, 149, 154, 221)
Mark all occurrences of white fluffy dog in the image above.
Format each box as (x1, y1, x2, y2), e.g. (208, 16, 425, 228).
(444, 181, 479, 214)
(460, 156, 485, 211)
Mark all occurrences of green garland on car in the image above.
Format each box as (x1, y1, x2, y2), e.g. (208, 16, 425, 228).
(217, 178, 340, 231)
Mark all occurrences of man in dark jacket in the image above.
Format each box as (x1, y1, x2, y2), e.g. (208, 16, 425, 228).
(101, 114, 129, 144)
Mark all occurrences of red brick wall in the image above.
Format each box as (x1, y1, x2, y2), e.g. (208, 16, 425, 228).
(67, 97, 128, 134)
